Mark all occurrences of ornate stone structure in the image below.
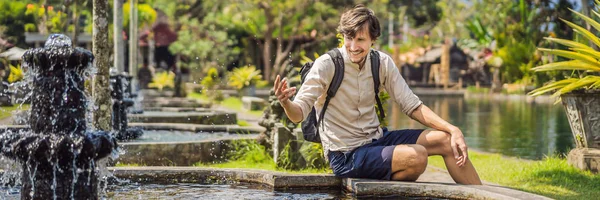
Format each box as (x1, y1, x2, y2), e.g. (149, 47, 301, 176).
(562, 91, 600, 173)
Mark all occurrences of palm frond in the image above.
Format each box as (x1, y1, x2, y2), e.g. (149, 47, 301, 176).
(537, 48, 600, 67)
(561, 18, 600, 48)
(570, 8, 600, 34)
(592, 79, 600, 89)
(544, 37, 593, 50)
(570, 47, 600, 61)
(528, 79, 578, 97)
(557, 76, 600, 96)
(531, 60, 600, 72)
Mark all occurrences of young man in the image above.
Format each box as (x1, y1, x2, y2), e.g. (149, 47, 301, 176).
(273, 5, 481, 184)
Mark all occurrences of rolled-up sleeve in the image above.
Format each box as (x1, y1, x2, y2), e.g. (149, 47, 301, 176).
(381, 54, 422, 116)
(292, 55, 333, 122)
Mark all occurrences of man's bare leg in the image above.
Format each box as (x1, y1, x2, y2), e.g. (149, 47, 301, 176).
(416, 130, 482, 185)
(390, 144, 428, 181)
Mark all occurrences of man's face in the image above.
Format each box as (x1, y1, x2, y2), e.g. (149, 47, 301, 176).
(344, 25, 373, 64)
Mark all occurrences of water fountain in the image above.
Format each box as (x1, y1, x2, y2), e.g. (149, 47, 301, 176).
(110, 74, 143, 140)
(0, 34, 116, 199)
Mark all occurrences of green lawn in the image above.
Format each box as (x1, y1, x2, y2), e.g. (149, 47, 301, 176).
(188, 92, 264, 117)
(429, 151, 600, 200)
(194, 160, 331, 174)
(0, 104, 30, 120)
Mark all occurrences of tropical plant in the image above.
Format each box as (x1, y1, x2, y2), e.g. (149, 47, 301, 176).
(528, 3, 600, 97)
(200, 67, 224, 103)
(25, 3, 68, 34)
(148, 71, 175, 91)
(123, 1, 157, 29)
(227, 65, 267, 91)
(8, 64, 23, 83)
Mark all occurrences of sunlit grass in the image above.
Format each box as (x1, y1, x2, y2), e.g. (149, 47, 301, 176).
(428, 151, 600, 200)
(237, 120, 250, 127)
(193, 139, 331, 174)
(187, 92, 210, 102)
(194, 160, 331, 174)
(114, 162, 146, 167)
(0, 104, 30, 120)
(188, 92, 264, 117)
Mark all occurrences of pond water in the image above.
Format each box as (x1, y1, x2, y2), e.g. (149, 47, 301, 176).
(104, 183, 344, 200)
(388, 95, 573, 160)
(0, 183, 345, 200)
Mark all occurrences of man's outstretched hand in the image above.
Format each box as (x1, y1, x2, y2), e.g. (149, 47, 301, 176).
(274, 75, 297, 104)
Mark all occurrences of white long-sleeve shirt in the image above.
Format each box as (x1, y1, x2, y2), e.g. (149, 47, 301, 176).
(293, 47, 422, 154)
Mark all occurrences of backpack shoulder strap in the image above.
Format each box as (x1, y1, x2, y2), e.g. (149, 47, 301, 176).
(370, 50, 385, 120)
(316, 48, 344, 130)
(325, 48, 344, 98)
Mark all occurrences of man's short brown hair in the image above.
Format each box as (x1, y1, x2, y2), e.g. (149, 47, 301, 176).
(337, 5, 381, 40)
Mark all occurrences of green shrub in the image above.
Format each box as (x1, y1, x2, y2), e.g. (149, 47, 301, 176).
(200, 67, 224, 102)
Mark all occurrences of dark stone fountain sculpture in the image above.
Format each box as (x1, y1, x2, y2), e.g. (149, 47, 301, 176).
(110, 74, 143, 140)
(0, 34, 117, 199)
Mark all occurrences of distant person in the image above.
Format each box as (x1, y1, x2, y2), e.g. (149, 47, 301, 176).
(140, 21, 178, 72)
(273, 5, 481, 184)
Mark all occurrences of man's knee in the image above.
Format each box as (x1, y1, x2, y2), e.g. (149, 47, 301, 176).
(392, 145, 428, 176)
(422, 130, 453, 156)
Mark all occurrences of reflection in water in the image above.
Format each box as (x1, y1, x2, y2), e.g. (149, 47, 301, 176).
(388, 96, 573, 160)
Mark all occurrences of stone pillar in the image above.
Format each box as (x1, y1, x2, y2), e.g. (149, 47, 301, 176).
(273, 123, 295, 164)
(129, 0, 138, 90)
(114, 0, 125, 73)
(93, 0, 112, 131)
(441, 38, 450, 89)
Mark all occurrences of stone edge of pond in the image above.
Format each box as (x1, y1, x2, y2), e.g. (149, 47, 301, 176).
(0, 124, 266, 134)
(128, 122, 265, 134)
(109, 166, 550, 200)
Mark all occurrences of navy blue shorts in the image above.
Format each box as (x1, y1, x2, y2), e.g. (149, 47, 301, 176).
(327, 128, 424, 180)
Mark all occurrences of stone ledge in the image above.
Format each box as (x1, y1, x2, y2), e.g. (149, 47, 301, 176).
(109, 166, 341, 189)
(109, 167, 549, 199)
(344, 178, 550, 200)
(128, 111, 237, 125)
(129, 122, 265, 134)
(117, 136, 257, 166)
(241, 96, 267, 111)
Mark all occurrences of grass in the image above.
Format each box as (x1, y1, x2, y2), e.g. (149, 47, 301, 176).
(114, 162, 146, 167)
(428, 151, 600, 200)
(465, 86, 490, 94)
(193, 139, 331, 174)
(194, 160, 331, 174)
(0, 104, 30, 120)
(237, 120, 250, 127)
(188, 92, 264, 117)
(187, 92, 211, 102)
